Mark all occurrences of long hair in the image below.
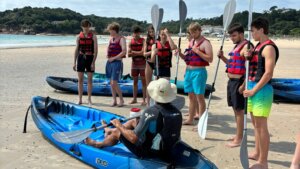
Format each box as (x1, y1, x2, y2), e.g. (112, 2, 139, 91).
(146, 25, 155, 45)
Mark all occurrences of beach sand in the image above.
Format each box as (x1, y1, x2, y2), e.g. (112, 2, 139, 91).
(0, 37, 299, 169)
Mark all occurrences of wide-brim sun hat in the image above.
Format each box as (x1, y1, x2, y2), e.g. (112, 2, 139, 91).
(147, 78, 177, 103)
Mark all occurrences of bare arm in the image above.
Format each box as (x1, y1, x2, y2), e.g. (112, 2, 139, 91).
(143, 40, 151, 58)
(131, 39, 145, 56)
(111, 119, 138, 144)
(218, 50, 228, 64)
(92, 34, 98, 64)
(166, 33, 177, 50)
(73, 36, 79, 69)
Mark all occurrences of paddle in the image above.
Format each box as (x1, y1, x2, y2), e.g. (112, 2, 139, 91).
(175, 0, 187, 85)
(198, 0, 236, 139)
(240, 0, 253, 168)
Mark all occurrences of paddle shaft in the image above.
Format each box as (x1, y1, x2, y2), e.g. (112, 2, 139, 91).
(175, 36, 182, 84)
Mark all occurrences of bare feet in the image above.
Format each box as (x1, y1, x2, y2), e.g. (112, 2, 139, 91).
(225, 140, 241, 148)
(248, 152, 259, 161)
(88, 100, 93, 106)
(77, 100, 82, 105)
(129, 99, 137, 104)
(194, 115, 200, 120)
(118, 101, 124, 107)
(111, 102, 117, 107)
(249, 162, 268, 169)
(227, 136, 236, 141)
(182, 120, 194, 125)
(85, 137, 95, 146)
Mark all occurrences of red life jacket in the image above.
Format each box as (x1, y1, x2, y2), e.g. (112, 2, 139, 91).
(130, 38, 145, 66)
(185, 37, 209, 66)
(146, 38, 154, 52)
(249, 39, 279, 82)
(226, 39, 248, 75)
(157, 41, 172, 68)
(78, 32, 94, 55)
(107, 37, 125, 58)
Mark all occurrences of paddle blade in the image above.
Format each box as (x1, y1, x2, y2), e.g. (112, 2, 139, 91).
(151, 4, 160, 33)
(240, 132, 249, 168)
(179, 0, 187, 33)
(198, 110, 208, 139)
(52, 128, 93, 144)
(223, 0, 236, 31)
(247, 0, 254, 42)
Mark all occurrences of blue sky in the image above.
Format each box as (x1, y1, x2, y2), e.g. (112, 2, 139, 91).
(1, 0, 299, 22)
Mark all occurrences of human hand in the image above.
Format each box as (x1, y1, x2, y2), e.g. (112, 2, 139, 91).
(108, 57, 115, 62)
(110, 119, 122, 128)
(91, 63, 95, 71)
(243, 89, 255, 97)
(238, 85, 245, 94)
(192, 46, 199, 54)
(73, 64, 76, 71)
(217, 50, 224, 59)
(244, 49, 253, 60)
(163, 28, 169, 36)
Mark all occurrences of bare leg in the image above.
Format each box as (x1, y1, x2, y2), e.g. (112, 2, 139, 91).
(111, 80, 124, 107)
(85, 129, 121, 148)
(290, 133, 300, 169)
(87, 72, 93, 105)
(250, 116, 269, 169)
(141, 76, 147, 106)
(183, 93, 196, 125)
(145, 63, 153, 106)
(196, 94, 206, 117)
(130, 77, 138, 104)
(249, 112, 260, 160)
(194, 101, 200, 119)
(77, 72, 84, 104)
(110, 80, 117, 106)
(226, 109, 244, 148)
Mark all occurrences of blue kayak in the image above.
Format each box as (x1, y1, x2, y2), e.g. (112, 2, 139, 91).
(271, 78, 300, 91)
(29, 96, 218, 169)
(86, 72, 215, 97)
(274, 89, 300, 103)
(46, 75, 142, 97)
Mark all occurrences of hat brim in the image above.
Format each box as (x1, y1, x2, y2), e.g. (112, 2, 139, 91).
(148, 82, 177, 103)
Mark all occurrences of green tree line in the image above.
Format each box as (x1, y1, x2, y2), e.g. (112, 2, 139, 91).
(0, 6, 299, 36)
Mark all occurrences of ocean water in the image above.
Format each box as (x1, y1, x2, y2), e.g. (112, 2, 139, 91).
(0, 34, 109, 49)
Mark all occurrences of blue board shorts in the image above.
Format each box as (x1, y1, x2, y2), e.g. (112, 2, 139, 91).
(106, 60, 123, 81)
(247, 81, 273, 117)
(184, 68, 207, 95)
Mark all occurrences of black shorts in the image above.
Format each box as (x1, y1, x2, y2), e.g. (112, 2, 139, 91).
(76, 54, 94, 72)
(227, 78, 245, 110)
(154, 67, 171, 78)
(119, 135, 152, 158)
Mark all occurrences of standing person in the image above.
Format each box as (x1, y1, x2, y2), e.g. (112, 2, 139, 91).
(178, 22, 213, 125)
(147, 28, 177, 80)
(110, 78, 182, 162)
(106, 22, 126, 107)
(144, 25, 155, 106)
(243, 17, 279, 169)
(73, 19, 98, 106)
(178, 28, 200, 121)
(218, 23, 250, 147)
(128, 25, 147, 106)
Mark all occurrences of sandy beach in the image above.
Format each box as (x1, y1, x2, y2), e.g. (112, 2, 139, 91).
(0, 37, 299, 169)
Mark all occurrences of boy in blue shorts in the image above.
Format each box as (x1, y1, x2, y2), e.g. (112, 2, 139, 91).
(179, 22, 213, 125)
(106, 22, 126, 107)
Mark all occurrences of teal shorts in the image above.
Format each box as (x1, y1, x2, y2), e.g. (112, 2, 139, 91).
(184, 68, 207, 95)
(247, 81, 273, 117)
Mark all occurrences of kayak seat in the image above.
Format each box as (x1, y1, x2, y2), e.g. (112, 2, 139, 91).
(48, 113, 84, 131)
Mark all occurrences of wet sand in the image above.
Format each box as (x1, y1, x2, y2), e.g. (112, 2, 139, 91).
(0, 37, 299, 168)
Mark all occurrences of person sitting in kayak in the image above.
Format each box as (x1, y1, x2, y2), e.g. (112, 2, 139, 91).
(85, 108, 141, 148)
(111, 79, 182, 161)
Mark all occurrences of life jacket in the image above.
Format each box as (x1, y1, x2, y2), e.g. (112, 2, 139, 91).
(107, 37, 125, 58)
(185, 37, 209, 66)
(154, 104, 182, 154)
(157, 41, 172, 68)
(78, 32, 94, 55)
(226, 39, 248, 75)
(130, 38, 146, 66)
(146, 38, 154, 52)
(249, 39, 279, 82)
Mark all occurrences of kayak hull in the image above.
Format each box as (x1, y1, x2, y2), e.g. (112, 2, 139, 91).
(46, 76, 142, 97)
(30, 96, 218, 169)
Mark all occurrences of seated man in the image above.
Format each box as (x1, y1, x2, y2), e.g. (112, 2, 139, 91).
(110, 78, 182, 161)
(85, 108, 141, 148)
